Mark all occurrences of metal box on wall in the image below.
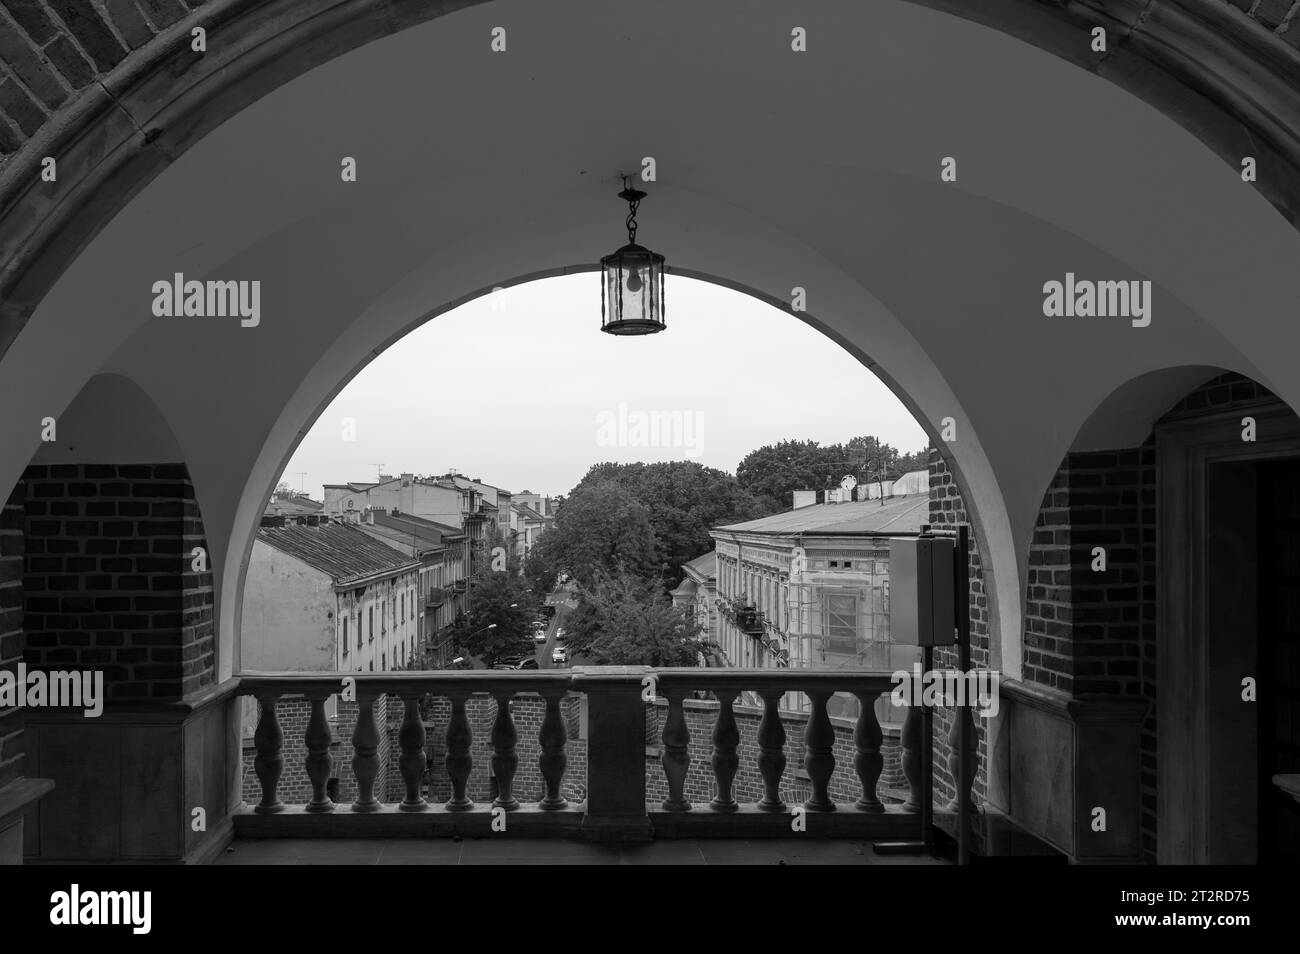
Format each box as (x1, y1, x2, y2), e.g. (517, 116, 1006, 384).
(888, 536, 956, 646)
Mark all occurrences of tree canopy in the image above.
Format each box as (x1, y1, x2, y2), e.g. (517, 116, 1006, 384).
(563, 568, 710, 666)
(449, 526, 538, 666)
(736, 437, 929, 514)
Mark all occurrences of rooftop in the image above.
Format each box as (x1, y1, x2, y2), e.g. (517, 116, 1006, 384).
(715, 493, 930, 536)
(682, 550, 717, 581)
(258, 520, 421, 584)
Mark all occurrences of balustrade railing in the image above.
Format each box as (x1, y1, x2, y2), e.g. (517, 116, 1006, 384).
(235, 666, 967, 842)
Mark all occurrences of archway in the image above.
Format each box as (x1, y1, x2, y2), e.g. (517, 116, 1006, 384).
(8, 373, 225, 862)
(1010, 366, 1300, 863)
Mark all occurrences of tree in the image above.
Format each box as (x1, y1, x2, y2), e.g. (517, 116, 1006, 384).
(522, 531, 562, 596)
(450, 527, 538, 666)
(564, 568, 711, 666)
(568, 461, 765, 588)
(736, 438, 932, 513)
(541, 479, 661, 585)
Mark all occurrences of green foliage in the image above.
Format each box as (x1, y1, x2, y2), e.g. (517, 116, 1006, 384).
(564, 568, 710, 666)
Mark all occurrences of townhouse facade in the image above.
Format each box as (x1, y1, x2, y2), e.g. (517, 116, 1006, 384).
(707, 472, 931, 722)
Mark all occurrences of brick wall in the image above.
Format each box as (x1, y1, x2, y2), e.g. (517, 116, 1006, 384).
(926, 449, 991, 809)
(1019, 371, 1277, 863)
(21, 463, 215, 701)
(0, 483, 24, 790)
(1023, 447, 1155, 696)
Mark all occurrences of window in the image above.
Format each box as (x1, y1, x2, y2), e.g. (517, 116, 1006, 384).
(382, 653, 386, 670)
(823, 594, 858, 655)
(342, 617, 349, 656)
(401, 593, 405, 622)
(368, 606, 374, 642)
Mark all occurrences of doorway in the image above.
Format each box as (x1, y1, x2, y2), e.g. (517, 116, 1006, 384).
(1256, 460, 1300, 862)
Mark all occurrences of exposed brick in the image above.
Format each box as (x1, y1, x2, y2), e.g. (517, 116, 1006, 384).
(0, 75, 46, 135)
(135, 0, 186, 30)
(0, 0, 58, 43)
(44, 0, 127, 72)
(0, 11, 67, 108)
(102, 0, 157, 48)
(0, 112, 20, 153)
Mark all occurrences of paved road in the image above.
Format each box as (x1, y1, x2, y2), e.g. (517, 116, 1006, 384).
(536, 582, 578, 669)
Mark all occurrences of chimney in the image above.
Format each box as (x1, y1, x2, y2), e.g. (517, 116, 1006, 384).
(792, 490, 817, 509)
(366, 508, 375, 525)
(260, 514, 285, 528)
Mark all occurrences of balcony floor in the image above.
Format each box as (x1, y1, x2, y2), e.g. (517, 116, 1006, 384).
(215, 837, 951, 865)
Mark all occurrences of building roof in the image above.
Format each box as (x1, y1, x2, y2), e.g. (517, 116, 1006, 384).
(681, 550, 717, 581)
(371, 510, 457, 548)
(714, 492, 930, 536)
(512, 504, 546, 522)
(258, 521, 420, 585)
(264, 494, 323, 516)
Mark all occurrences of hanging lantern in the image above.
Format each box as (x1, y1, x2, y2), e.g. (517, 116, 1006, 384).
(600, 178, 666, 335)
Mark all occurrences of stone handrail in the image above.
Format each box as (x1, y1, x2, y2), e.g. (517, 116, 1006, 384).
(234, 666, 955, 840)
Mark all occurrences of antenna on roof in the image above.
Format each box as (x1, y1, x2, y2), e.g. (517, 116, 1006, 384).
(369, 463, 385, 481)
(295, 472, 307, 494)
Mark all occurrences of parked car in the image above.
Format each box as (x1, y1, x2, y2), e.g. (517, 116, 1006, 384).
(533, 630, 548, 643)
(551, 646, 568, 665)
(514, 658, 539, 670)
(555, 627, 566, 640)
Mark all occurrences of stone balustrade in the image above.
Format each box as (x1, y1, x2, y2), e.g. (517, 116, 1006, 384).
(234, 666, 967, 841)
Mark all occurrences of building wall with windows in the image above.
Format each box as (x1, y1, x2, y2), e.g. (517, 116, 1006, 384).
(710, 489, 929, 720)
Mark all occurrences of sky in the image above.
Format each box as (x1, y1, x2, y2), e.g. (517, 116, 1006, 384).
(280, 274, 928, 499)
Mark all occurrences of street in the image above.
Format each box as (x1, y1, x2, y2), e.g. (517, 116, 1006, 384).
(536, 580, 578, 669)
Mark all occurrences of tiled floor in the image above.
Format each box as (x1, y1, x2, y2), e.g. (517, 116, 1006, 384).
(215, 837, 950, 865)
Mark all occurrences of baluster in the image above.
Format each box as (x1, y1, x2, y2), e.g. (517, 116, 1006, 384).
(398, 695, 427, 811)
(253, 693, 284, 813)
(537, 689, 568, 810)
(444, 692, 474, 811)
(710, 689, 740, 812)
(803, 690, 836, 811)
(946, 701, 978, 816)
(900, 699, 923, 813)
(351, 692, 381, 812)
(852, 692, 884, 812)
(661, 688, 691, 811)
(304, 692, 334, 812)
(756, 690, 786, 812)
(491, 691, 519, 811)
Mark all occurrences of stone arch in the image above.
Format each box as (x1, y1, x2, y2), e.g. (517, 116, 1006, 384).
(219, 265, 1017, 687)
(10, 372, 222, 860)
(1010, 365, 1300, 862)
(2, 0, 1299, 359)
